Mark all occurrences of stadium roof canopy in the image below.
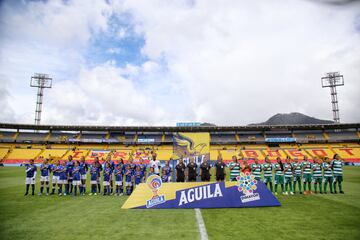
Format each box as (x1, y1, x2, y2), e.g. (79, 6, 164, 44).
(0, 123, 359, 132)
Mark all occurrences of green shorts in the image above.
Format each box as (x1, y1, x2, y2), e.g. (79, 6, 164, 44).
(275, 175, 284, 184)
(263, 176, 272, 183)
(294, 175, 302, 182)
(334, 175, 343, 183)
(313, 177, 322, 183)
(323, 176, 333, 183)
(284, 176, 293, 184)
(303, 174, 312, 183)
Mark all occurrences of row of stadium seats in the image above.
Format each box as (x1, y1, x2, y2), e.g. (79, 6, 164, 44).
(1, 130, 359, 143)
(1, 143, 359, 164)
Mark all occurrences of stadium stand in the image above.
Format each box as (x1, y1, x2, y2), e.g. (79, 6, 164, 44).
(0, 123, 359, 164)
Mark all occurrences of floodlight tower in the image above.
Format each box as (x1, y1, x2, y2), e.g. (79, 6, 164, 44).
(30, 73, 53, 125)
(321, 72, 344, 123)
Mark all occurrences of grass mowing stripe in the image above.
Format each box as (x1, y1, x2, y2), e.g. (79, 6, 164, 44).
(195, 208, 208, 240)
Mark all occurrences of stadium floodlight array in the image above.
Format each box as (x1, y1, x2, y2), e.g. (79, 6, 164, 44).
(30, 73, 53, 125)
(321, 72, 344, 123)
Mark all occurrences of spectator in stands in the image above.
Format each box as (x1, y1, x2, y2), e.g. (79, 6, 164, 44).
(175, 159, 186, 182)
(200, 157, 211, 182)
(186, 157, 198, 182)
(214, 150, 226, 181)
(332, 154, 344, 194)
(228, 156, 241, 181)
(24, 159, 37, 196)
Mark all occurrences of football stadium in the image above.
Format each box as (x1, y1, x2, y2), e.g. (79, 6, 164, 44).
(1, 0, 360, 240)
(0, 123, 360, 239)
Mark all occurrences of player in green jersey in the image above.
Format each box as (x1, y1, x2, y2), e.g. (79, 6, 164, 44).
(283, 156, 294, 195)
(322, 157, 334, 194)
(302, 156, 313, 194)
(312, 157, 323, 194)
(331, 154, 344, 194)
(292, 158, 303, 194)
(250, 158, 262, 181)
(274, 157, 285, 195)
(262, 156, 273, 192)
(228, 156, 241, 181)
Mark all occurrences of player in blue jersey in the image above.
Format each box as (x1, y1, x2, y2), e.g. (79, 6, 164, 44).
(134, 165, 143, 186)
(79, 156, 88, 195)
(58, 161, 68, 196)
(139, 158, 147, 182)
(147, 167, 155, 179)
(94, 157, 103, 193)
(105, 155, 115, 194)
(103, 162, 112, 196)
(50, 160, 61, 195)
(114, 164, 124, 196)
(39, 158, 51, 196)
(72, 161, 81, 196)
(162, 161, 172, 182)
(161, 168, 170, 183)
(89, 162, 99, 195)
(124, 164, 133, 195)
(66, 155, 75, 194)
(24, 159, 37, 196)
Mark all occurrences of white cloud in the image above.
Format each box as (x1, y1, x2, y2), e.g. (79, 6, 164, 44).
(0, 0, 359, 126)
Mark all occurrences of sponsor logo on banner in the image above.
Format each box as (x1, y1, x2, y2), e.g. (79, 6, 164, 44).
(146, 175, 166, 208)
(178, 183, 223, 206)
(237, 172, 260, 203)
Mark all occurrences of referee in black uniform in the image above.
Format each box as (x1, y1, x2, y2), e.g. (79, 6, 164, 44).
(175, 159, 186, 182)
(187, 158, 198, 182)
(200, 158, 211, 181)
(214, 150, 226, 181)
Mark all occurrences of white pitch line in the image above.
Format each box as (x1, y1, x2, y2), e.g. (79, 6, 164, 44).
(195, 208, 209, 240)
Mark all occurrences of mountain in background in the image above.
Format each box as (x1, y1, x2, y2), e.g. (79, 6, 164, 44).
(250, 112, 334, 125)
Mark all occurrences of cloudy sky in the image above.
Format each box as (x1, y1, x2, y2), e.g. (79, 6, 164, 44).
(0, 0, 359, 126)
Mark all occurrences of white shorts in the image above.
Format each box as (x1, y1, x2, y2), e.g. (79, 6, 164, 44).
(52, 176, 60, 184)
(125, 182, 132, 187)
(90, 180, 97, 184)
(73, 180, 81, 186)
(40, 176, 50, 182)
(115, 181, 123, 186)
(25, 177, 35, 185)
(59, 179, 68, 184)
(103, 181, 110, 186)
(81, 174, 87, 180)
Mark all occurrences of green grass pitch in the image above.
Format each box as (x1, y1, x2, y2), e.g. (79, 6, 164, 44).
(0, 166, 359, 240)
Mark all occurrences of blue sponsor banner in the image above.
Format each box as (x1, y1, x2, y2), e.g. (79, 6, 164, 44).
(122, 173, 281, 209)
(265, 137, 296, 143)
